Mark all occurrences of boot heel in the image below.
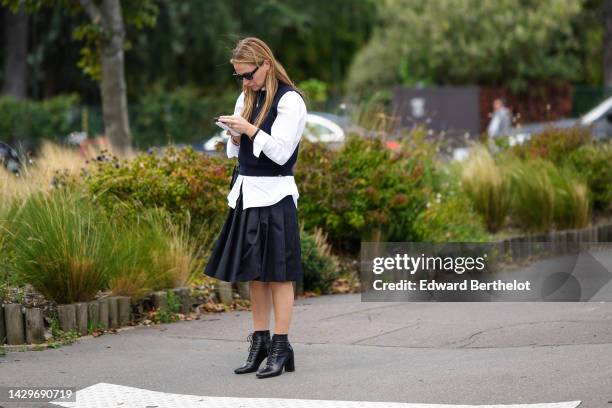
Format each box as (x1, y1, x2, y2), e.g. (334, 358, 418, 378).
(284, 353, 295, 372)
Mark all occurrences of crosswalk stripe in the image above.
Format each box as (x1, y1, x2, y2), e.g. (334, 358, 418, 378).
(49, 382, 581, 408)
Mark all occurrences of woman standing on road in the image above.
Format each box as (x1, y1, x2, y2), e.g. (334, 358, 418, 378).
(203, 37, 306, 379)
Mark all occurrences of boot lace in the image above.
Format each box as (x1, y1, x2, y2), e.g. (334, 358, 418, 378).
(246, 333, 256, 362)
(265, 339, 284, 367)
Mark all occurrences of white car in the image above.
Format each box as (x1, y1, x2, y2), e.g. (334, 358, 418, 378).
(203, 112, 345, 152)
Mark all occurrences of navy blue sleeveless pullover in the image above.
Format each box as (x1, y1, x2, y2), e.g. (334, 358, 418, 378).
(238, 81, 302, 176)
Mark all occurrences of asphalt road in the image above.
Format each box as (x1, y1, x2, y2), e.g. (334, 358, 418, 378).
(1, 292, 611, 408)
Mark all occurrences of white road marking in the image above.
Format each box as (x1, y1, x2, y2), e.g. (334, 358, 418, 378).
(50, 382, 581, 408)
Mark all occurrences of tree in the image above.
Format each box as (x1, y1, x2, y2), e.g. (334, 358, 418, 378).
(3, 0, 158, 154)
(605, 0, 612, 87)
(347, 0, 586, 93)
(2, 4, 28, 99)
(79, 0, 131, 154)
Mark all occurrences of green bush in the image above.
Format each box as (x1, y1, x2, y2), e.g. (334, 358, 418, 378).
(511, 126, 591, 164)
(565, 142, 612, 212)
(0, 94, 80, 144)
(298, 79, 328, 111)
(301, 228, 341, 295)
(414, 177, 489, 242)
(347, 0, 584, 92)
(298, 131, 438, 246)
(295, 140, 339, 235)
(67, 145, 231, 245)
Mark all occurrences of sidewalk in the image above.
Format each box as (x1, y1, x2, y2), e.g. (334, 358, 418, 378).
(1, 292, 611, 407)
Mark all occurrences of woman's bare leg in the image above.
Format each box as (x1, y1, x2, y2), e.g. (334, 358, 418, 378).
(250, 281, 272, 330)
(270, 282, 295, 334)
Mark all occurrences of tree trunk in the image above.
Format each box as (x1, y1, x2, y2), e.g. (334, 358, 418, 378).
(100, 0, 132, 154)
(2, 5, 28, 99)
(605, 0, 612, 87)
(80, 0, 133, 155)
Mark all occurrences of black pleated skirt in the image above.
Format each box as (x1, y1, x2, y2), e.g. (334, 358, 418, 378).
(203, 184, 304, 283)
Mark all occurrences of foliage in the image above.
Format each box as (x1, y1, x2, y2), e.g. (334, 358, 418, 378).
(2, 0, 159, 80)
(348, 0, 585, 92)
(153, 290, 182, 323)
(565, 142, 612, 212)
(460, 145, 512, 233)
(67, 145, 231, 243)
(128, 0, 376, 95)
(4, 182, 204, 304)
(0, 94, 80, 145)
(49, 315, 80, 346)
(132, 86, 236, 148)
(506, 158, 590, 232)
(548, 166, 590, 230)
(298, 78, 328, 111)
(510, 129, 610, 214)
(299, 130, 437, 245)
(294, 140, 337, 234)
(6, 0, 376, 101)
(6, 187, 114, 304)
(301, 228, 341, 295)
(510, 126, 592, 164)
(415, 167, 489, 242)
(107, 208, 205, 300)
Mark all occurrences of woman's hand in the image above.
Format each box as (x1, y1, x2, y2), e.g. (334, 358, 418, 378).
(218, 115, 258, 139)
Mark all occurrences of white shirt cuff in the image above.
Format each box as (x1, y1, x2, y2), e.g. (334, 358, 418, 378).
(227, 136, 239, 158)
(252, 130, 272, 158)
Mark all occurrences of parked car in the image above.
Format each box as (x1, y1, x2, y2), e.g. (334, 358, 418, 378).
(0, 141, 24, 175)
(202, 112, 348, 154)
(507, 95, 612, 145)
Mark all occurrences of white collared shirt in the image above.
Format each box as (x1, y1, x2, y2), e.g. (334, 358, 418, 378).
(226, 88, 307, 210)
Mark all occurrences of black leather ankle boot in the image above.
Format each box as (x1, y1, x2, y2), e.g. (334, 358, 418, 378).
(256, 334, 295, 378)
(234, 331, 271, 374)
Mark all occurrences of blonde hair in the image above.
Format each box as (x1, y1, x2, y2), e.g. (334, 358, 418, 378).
(230, 37, 304, 128)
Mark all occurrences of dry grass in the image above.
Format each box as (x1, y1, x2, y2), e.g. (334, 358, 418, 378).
(461, 145, 512, 232)
(1, 138, 137, 205)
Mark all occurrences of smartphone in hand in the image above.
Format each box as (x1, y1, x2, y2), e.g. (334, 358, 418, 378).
(214, 116, 240, 136)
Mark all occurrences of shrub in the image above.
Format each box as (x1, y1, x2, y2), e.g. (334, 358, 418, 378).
(0, 94, 80, 146)
(298, 79, 328, 111)
(565, 142, 612, 212)
(5, 186, 205, 304)
(460, 145, 512, 233)
(304, 131, 436, 244)
(301, 228, 341, 295)
(295, 140, 338, 235)
(67, 146, 231, 244)
(297, 130, 494, 247)
(511, 126, 591, 164)
(414, 182, 489, 242)
(6, 187, 114, 304)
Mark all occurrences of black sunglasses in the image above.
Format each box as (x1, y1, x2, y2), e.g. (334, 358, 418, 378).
(233, 65, 260, 81)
